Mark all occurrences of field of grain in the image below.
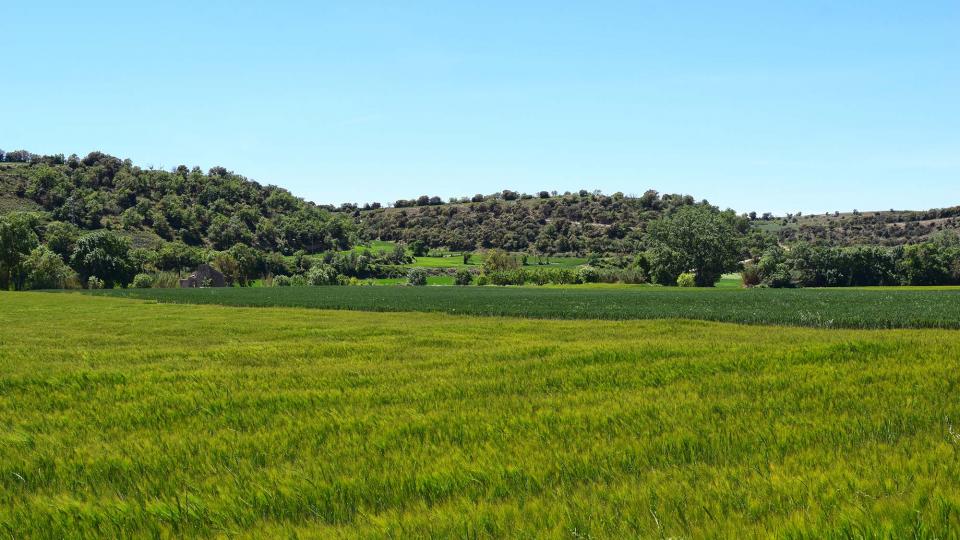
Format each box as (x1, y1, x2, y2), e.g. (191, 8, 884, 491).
(89, 285, 960, 329)
(2, 292, 960, 538)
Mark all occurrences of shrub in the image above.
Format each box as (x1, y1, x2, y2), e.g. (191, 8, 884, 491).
(741, 262, 761, 288)
(153, 272, 180, 289)
(677, 272, 696, 287)
(407, 268, 427, 286)
(530, 269, 550, 286)
(131, 273, 154, 288)
(476, 275, 489, 286)
(274, 275, 292, 287)
(577, 266, 600, 284)
(290, 275, 308, 287)
(488, 269, 526, 286)
(454, 268, 473, 286)
(307, 265, 337, 286)
(550, 268, 578, 285)
(87, 276, 105, 290)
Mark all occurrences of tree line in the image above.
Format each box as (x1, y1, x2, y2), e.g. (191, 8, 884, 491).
(743, 232, 960, 287)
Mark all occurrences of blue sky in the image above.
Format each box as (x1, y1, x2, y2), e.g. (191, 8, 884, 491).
(2, 1, 957, 214)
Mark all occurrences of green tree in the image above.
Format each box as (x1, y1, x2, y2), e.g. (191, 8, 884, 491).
(229, 243, 263, 286)
(483, 249, 519, 273)
(25, 246, 72, 289)
(156, 242, 202, 273)
(70, 230, 135, 288)
(646, 206, 742, 286)
(0, 212, 41, 290)
(43, 221, 79, 261)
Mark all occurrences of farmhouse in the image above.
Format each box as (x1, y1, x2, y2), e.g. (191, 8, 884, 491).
(178, 264, 226, 288)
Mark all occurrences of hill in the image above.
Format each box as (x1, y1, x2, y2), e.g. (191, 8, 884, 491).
(0, 150, 355, 252)
(3, 149, 958, 257)
(355, 190, 716, 255)
(754, 208, 960, 247)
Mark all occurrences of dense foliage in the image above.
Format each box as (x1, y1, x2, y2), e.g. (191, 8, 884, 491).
(0, 150, 355, 252)
(359, 190, 713, 255)
(746, 232, 960, 287)
(755, 207, 960, 247)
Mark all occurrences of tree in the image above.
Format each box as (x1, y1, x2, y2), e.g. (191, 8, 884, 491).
(209, 252, 240, 286)
(228, 243, 263, 286)
(0, 213, 41, 290)
(43, 221, 79, 261)
(155, 242, 202, 272)
(25, 246, 72, 289)
(409, 240, 428, 257)
(70, 231, 135, 288)
(646, 206, 742, 286)
(483, 249, 519, 273)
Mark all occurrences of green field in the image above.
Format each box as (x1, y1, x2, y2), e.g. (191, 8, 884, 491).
(2, 292, 960, 537)
(88, 285, 960, 329)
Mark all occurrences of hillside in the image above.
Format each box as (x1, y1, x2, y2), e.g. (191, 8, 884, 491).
(0, 151, 355, 252)
(3, 149, 958, 256)
(357, 190, 713, 255)
(755, 208, 960, 247)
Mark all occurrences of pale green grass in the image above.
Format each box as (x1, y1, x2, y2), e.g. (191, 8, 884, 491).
(2, 292, 960, 538)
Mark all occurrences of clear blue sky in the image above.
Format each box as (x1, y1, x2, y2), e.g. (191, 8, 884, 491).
(3, 1, 958, 214)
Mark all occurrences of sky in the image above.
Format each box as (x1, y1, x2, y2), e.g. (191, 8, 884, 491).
(2, 1, 958, 215)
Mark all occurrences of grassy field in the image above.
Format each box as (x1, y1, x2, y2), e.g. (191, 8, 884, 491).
(3, 292, 960, 537)
(88, 285, 960, 329)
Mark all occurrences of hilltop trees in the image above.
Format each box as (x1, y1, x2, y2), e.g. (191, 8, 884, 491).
(2, 150, 356, 254)
(361, 190, 709, 255)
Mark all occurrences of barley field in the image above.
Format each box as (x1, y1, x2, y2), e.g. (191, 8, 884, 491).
(2, 292, 960, 538)
(90, 285, 960, 329)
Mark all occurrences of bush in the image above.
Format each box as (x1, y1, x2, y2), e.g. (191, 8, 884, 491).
(407, 268, 427, 286)
(273, 275, 292, 286)
(87, 276, 105, 290)
(530, 269, 550, 286)
(577, 266, 600, 284)
(454, 268, 473, 286)
(306, 265, 337, 286)
(741, 262, 761, 288)
(132, 273, 154, 288)
(677, 272, 696, 287)
(488, 269, 526, 286)
(153, 272, 180, 288)
(476, 275, 489, 286)
(549, 268, 578, 285)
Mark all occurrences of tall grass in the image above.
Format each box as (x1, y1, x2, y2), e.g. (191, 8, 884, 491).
(2, 292, 960, 537)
